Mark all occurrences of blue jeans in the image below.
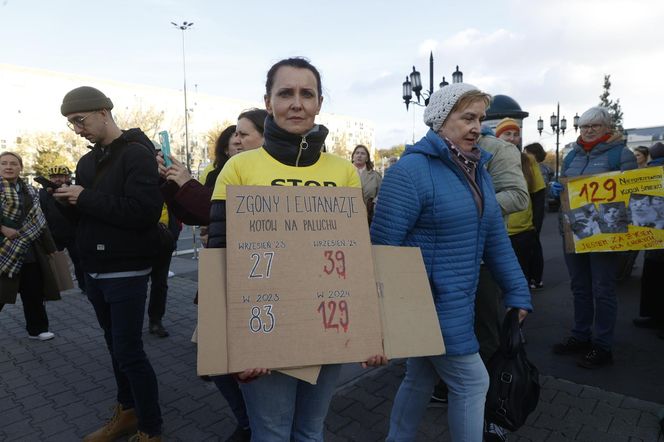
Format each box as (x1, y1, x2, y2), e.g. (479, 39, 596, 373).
(564, 251, 620, 350)
(212, 374, 249, 429)
(85, 274, 162, 435)
(239, 364, 341, 441)
(387, 354, 489, 442)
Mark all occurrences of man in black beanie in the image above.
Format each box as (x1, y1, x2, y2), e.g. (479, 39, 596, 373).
(55, 86, 163, 442)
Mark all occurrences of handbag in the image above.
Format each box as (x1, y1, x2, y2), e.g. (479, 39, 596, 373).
(484, 309, 540, 431)
(48, 250, 74, 292)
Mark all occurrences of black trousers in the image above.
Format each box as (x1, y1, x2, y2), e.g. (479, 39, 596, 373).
(0, 262, 49, 336)
(148, 244, 175, 322)
(509, 230, 538, 283)
(640, 249, 664, 320)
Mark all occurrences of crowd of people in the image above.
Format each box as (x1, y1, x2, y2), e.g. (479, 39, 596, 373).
(1, 56, 662, 441)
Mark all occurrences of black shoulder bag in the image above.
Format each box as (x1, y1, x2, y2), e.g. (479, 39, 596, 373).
(485, 309, 540, 431)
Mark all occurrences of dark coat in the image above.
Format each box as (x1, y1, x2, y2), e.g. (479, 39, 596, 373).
(59, 128, 163, 273)
(160, 179, 212, 226)
(0, 228, 60, 304)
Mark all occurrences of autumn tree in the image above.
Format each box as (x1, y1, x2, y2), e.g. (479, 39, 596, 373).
(598, 74, 624, 131)
(114, 106, 165, 140)
(16, 131, 83, 175)
(203, 120, 235, 160)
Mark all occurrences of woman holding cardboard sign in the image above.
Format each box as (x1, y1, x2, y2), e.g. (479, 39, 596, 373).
(1, 151, 60, 341)
(370, 84, 532, 442)
(550, 106, 637, 369)
(208, 57, 386, 441)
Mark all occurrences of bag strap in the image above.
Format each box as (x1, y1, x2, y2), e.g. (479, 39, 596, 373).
(499, 309, 523, 357)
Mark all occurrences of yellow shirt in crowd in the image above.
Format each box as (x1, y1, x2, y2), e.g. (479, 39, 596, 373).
(211, 147, 361, 200)
(507, 155, 545, 235)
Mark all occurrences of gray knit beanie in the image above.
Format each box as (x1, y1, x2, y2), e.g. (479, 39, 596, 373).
(649, 142, 664, 160)
(60, 86, 114, 116)
(423, 83, 478, 132)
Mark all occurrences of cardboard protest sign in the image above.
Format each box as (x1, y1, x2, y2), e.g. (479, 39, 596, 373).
(197, 246, 445, 382)
(373, 246, 445, 359)
(196, 248, 320, 383)
(224, 186, 383, 372)
(561, 166, 664, 253)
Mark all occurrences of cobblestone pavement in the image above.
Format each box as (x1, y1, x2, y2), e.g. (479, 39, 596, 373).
(1, 275, 662, 441)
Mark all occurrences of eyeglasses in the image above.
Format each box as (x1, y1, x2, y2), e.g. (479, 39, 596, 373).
(579, 124, 604, 131)
(66, 112, 95, 130)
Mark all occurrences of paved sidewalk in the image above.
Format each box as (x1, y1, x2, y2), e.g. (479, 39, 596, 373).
(1, 272, 662, 441)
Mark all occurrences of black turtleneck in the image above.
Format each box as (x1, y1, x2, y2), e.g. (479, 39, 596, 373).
(262, 115, 329, 167)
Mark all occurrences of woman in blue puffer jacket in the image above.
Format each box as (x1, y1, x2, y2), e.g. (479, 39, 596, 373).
(552, 106, 637, 369)
(371, 83, 532, 442)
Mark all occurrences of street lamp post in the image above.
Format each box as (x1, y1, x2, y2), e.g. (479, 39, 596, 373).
(537, 103, 579, 180)
(171, 20, 194, 172)
(401, 52, 463, 110)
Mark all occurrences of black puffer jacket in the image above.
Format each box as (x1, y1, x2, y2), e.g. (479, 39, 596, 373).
(63, 128, 163, 273)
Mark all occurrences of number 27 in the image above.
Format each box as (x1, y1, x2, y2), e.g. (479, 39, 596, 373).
(249, 252, 274, 279)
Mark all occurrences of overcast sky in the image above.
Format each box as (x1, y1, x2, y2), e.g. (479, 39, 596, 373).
(1, 0, 663, 150)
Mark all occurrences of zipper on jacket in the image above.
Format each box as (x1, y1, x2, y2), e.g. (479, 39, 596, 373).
(579, 151, 590, 175)
(295, 135, 309, 167)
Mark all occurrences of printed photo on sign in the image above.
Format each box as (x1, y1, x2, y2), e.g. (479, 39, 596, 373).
(597, 201, 628, 234)
(566, 203, 601, 241)
(629, 193, 658, 228)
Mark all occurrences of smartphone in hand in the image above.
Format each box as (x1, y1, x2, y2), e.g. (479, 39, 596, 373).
(159, 130, 172, 167)
(34, 176, 60, 190)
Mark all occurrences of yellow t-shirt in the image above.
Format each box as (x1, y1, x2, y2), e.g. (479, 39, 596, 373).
(212, 147, 361, 200)
(529, 155, 546, 194)
(507, 156, 545, 235)
(198, 163, 215, 185)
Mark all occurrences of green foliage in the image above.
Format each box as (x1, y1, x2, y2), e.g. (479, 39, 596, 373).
(598, 75, 624, 131)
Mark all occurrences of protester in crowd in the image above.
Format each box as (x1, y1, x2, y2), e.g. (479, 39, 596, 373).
(430, 119, 529, 441)
(231, 108, 268, 157)
(525, 142, 554, 184)
(37, 164, 86, 293)
(157, 122, 254, 442)
(517, 146, 546, 290)
(161, 109, 268, 228)
(371, 83, 532, 441)
(551, 106, 636, 369)
(202, 125, 236, 189)
(1, 151, 60, 341)
(386, 156, 399, 169)
(208, 57, 386, 441)
(496, 121, 548, 289)
(633, 145, 650, 168)
(507, 153, 544, 286)
(56, 86, 163, 441)
(351, 144, 382, 222)
(633, 142, 664, 339)
(146, 199, 180, 338)
(198, 125, 236, 247)
(495, 117, 522, 149)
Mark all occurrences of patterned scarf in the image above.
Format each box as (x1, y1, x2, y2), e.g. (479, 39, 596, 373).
(0, 178, 47, 277)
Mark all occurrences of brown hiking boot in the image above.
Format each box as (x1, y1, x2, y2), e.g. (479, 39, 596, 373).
(83, 404, 138, 442)
(128, 430, 162, 442)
